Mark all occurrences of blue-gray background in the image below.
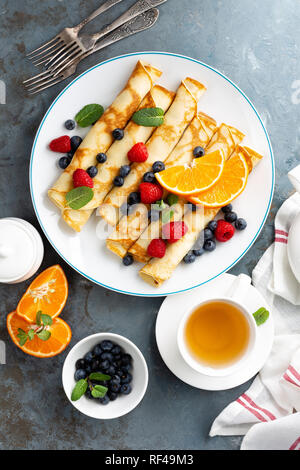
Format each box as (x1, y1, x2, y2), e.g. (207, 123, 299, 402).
(0, 0, 297, 450)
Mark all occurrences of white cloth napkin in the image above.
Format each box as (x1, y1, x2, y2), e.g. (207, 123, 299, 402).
(209, 194, 300, 450)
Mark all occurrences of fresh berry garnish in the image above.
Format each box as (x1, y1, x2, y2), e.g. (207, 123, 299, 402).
(221, 204, 233, 213)
(58, 156, 71, 169)
(65, 119, 76, 130)
(147, 238, 166, 258)
(152, 161, 165, 173)
(204, 228, 214, 240)
(183, 251, 196, 263)
(139, 182, 163, 204)
(122, 254, 134, 266)
(128, 192, 141, 205)
(120, 384, 132, 395)
(235, 218, 247, 230)
(193, 247, 204, 257)
(127, 142, 148, 162)
(70, 135, 82, 151)
(224, 211, 237, 223)
(87, 166, 98, 178)
(162, 221, 188, 244)
(208, 220, 218, 232)
(112, 128, 124, 140)
(74, 369, 87, 381)
(203, 239, 217, 251)
(193, 146, 205, 158)
(148, 209, 160, 221)
(143, 171, 156, 183)
(215, 220, 235, 242)
(49, 135, 71, 153)
(114, 175, 124, 187)
(73, 169, 94, 188)
(119, 165, 131, 177)
(96, 153, 107, 163)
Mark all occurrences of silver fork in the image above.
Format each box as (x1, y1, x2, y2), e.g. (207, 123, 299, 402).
(27, 0, 124, 66)
(27, 0, 167, 72)
(24, 9, 159, 95)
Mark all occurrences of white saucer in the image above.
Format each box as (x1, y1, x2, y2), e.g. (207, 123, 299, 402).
(156, 273, 274, 391)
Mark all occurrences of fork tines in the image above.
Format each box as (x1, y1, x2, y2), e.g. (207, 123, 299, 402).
(23, 70, 64, 95)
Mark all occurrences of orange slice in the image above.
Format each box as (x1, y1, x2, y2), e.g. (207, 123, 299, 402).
(155, 149, 225, 196)
(189, 151, 249, 207)
(17, 265, 68, 323)
(7, 311, 72, 358)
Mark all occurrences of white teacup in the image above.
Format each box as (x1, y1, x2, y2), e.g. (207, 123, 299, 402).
(177, 274, 257, 377)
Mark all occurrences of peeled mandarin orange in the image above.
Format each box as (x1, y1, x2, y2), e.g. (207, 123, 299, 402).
(189, 151, 249, 207)
(7, 311, 72, 358)
(155, 149, 225, 196)
(17, 265, 68, 323)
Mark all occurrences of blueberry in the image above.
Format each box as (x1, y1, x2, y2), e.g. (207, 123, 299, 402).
(148, 209, 160, 222)
(99, 395, 110, 405)
(143, 171, 156, 183)
(204, 228, 214, 240)
(193, 146, 205, 158)
(67, 151, 74, 159)
(93, 345, 102, 357)
(85, 365, 92, 375)
(221, 204, 233, 213)
(120, 202, 129, 216)
(121, 364, 131, 372)
(235, 218, 247, 230)
(121, 354, 132, 365)
(65, 119, 75, 130)
(108, 391, 118, 401)
(120, 384, 132, 395)
(100, 340, 114, 351)
(100, 352, 113, 362)
(111, 345, 122, 356)
(183, 251, 196, 264)
(91, 358, 100, 372)
(96, 152, 107, 164)
(224, 211, 237, 223)
(109, 381, 121, 393)
(112, 360, 122, 369)
(208, 220, 218, 232)
(193, 247, 204, 257)
(188, 203, 197, 212)
(121, 373, 132, 384)
(107, 366, 116, 376)
(85, 388, 93, 399)
(115, 369, 124, 378)
(203, 239, 216, 252)
(111, 374, 121, 383)
(87, 166, 98, 178)
(58, 156, 71, 169)
(123, 254, 134, 266)
(84, 351, 94, 363)
(70, 135, 82, 151)
(114, 354, 122, 361)
(128, 192, 141, 205)
(152, 161, 165, 173)
(119, 165, 131, 178)
(75, 358, 87, 370)
(113, 175, 124, 187)
(74, 369, 87, 381)
(100, 360, 110, 370)
(112, 128, 124, 140)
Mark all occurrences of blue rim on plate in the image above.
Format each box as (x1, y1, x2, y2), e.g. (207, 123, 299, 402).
(29, 51, 275, 297)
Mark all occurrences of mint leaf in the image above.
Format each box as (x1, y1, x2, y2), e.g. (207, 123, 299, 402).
(75, 104, 104, 127)
(28, 329, 35, 341)
(89, 372, 111, 381)
(152, 200, 166, 212)
(253, 307, 269, 326)
(167, 194, 179, 206)
(36, 311, 42, 326)
(132, 107, 164, 127)
(91, 385, 108, 398)
(66, 186, 94, 210)
(41, 314, 53, 326)
(37, 330, 51, 341)
(17, 329, 28, 346)
(162, 209, 174, 224)
(71, 379, 88, 401)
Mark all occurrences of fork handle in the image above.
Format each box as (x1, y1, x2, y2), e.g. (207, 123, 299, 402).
(73, 0, 124, 34)
(91, 0, 167, 41)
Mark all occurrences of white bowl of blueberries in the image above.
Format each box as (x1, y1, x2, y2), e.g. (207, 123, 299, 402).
(62, 333, 149, 419)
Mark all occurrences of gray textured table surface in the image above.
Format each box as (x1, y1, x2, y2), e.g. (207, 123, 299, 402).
(0, 0, 297, 450)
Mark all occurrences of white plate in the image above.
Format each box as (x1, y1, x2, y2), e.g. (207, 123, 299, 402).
(30, 52, 275, 297)
(156, 273, 274, 390)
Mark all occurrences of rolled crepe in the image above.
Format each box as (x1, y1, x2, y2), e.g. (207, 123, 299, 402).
(139, 145, 262, 287)
(129, 112, 218, 262)
(48, 60, 162, 227)
(100, 77, 206, 227)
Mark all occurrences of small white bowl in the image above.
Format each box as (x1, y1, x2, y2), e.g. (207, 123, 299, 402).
(62, 333, 149, 420)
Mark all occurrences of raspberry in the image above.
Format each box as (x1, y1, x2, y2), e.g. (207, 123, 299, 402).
(147, 239, 166, 258)
(127, 142, 148, 162)
(214, 220, 235, 242)
(49, 135, 71, 153)
(162, 221, 188, 243)
(139, 182, 163, 204)
(73, 169, 94, 188)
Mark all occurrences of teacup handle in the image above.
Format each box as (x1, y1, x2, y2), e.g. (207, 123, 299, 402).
(226, 273, 252, 303)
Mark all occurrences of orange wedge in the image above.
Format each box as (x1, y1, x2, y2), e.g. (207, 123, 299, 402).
(189, 151, 249, 207)
(155, 149, 225, 196)
(17, 265, 68, 323)
(7, 311, 72, 358)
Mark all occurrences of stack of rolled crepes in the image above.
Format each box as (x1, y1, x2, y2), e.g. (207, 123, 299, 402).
(48, 59, 264, 287)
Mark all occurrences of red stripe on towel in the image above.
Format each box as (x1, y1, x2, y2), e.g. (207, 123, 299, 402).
(289, 436, 300, 450)
(289, 365, 300, 383)
(242, 393, 276, 420)
(283, 373, 299, 388)
(275, 237, 288, 244)
(237, 398, 267, 422)
(275, 229, 288, 237)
